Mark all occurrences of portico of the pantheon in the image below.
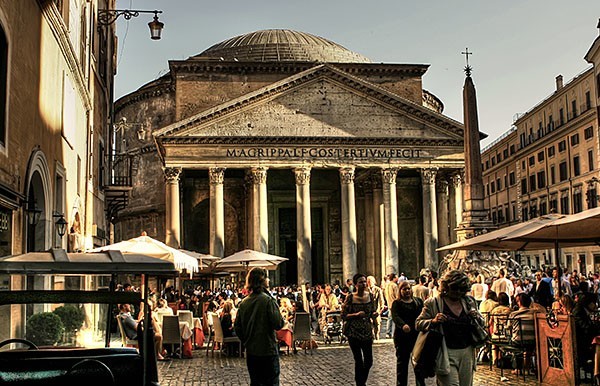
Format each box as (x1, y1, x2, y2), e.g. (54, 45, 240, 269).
(113, 29, 466, 286)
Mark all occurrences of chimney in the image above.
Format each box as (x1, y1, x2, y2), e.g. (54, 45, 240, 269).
(555, 75, 563, 90)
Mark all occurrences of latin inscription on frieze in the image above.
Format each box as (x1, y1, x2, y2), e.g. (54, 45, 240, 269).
(226, 147, 423, 160)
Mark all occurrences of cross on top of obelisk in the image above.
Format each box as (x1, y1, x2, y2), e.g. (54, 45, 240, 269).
(462, 47, 473, 77)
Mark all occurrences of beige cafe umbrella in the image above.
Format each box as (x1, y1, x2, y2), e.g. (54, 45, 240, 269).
(90, 233, 199, 274)
(215, 249, 288, 272)
(438, 207, 600, 296)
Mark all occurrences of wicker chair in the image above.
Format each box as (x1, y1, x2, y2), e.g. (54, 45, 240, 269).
(161, 315, 182, 358)
(116, 316, 138, 348)
(208, 313, 242, 357)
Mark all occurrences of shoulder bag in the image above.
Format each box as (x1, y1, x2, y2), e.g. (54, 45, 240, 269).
(411, 297, 443, 378)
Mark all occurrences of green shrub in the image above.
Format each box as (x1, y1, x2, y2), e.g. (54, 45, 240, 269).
(26, 312, 64, 346)
(53, 305, 85, 335)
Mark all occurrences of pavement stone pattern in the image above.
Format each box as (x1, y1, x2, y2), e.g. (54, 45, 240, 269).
(158, 339, 539, 386)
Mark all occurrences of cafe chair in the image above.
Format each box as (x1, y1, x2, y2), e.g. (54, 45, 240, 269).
(162, 315, 182, 358)
(116, 316, 138, 348)
(293, 312, 313, 355)
(209, 313, 242, 357)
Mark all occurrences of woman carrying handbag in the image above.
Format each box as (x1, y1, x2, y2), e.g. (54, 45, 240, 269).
(415, 270, 487, 386)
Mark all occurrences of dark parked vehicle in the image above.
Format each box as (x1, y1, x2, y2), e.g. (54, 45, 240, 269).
(0, 248, 176, 385)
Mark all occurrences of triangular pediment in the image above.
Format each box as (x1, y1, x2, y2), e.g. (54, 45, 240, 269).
(154, 65, 464, 143)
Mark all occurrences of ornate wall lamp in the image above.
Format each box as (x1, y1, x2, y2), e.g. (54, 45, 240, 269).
(53, 212, 68, 248)
(97, 9, 164, 40)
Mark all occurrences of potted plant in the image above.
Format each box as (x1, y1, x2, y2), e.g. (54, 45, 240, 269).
(53, 304, 85, 343)
(26, 312, 64, 346)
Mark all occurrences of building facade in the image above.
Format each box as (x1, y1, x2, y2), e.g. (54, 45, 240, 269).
(114, 29, 467, 286)
(482, 27, 600, 273)
(0, 0, 116, 339)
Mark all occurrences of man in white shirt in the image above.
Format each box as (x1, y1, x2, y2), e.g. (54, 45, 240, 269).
(491, 269, 514, 298)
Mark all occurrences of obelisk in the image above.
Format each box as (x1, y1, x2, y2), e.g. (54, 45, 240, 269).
(456, 52, 494, 242)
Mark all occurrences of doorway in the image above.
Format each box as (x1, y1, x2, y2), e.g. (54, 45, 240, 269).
(277, 207, 325, 285)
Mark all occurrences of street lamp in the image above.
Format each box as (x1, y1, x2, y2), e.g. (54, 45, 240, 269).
(53, 212, 68, 248)
(97, 9, 164, 40)
(25, 200, 41, 227)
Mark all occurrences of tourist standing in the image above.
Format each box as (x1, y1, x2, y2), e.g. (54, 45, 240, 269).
(391, 280, 425, 386)
(234, 268, 284, 386)
(416, 270, 486, 386)
(367, 275, 385, 340)
(342, 273, 378, 386)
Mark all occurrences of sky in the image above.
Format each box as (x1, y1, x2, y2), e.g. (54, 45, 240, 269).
(114, 0, 600, 147)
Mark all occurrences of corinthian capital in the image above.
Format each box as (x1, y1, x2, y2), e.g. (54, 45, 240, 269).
(420, 168, 438, 185)
(381, 168, 398, 184)
(163, 167, 182, 183)
(209, 167, 226, 185)
(450, 169, 464, 188)
(339, 167, 355, 185)
(248, 167, 268, 185)
(294, 167, 311, 185)
(436, 178, 449, 194)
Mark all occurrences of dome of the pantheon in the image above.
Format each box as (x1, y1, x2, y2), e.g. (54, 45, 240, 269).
(195, 29, 372, 63)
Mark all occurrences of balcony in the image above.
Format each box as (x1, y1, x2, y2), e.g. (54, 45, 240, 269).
(104, 153, 134, 221)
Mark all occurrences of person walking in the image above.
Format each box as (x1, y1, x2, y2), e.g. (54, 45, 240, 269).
(384, 273, 399, 338)
(234, 268, 284, 386)
(391, 280, 425, 386)
(342, 273, 378, 386)
(367, 275, 385, 340)
(416, 270, 486, 386)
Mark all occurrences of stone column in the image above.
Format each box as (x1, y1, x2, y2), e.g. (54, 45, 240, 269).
(372, 176, 385, 282)
(340, 167, 357, 282)
(381, 168, 399, 275)
(209, 167, 225, 258)
(249, 167, 269, 253)
(164, 167, 182, 248)
(436, 178, 450, 255)
(363, 180, 376, 276)
(295, 167, 312, 286)
(449, 172, 464, 242)
(421, 168, 438, 270)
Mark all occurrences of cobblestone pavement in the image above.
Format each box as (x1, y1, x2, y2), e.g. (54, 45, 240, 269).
(158, 339, 540, 386)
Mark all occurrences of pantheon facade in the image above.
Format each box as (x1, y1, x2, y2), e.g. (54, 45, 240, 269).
(114, 29, 466, 285)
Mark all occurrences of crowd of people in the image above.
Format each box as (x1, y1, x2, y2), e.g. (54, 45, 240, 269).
(116, 265, 600, 386)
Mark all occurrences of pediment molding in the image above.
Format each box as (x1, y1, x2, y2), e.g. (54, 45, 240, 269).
(154, 64, 464, 139)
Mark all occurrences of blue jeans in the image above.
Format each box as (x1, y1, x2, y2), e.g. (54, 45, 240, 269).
(246, 354, 280, 386)
(386, 317, 395, 337)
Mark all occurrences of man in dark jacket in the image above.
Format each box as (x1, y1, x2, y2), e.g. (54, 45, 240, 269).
(235, 268, 284, 385)
(531, 270, 553, 308)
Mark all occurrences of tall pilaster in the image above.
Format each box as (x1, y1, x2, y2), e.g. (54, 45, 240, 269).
(381, 168, 399, 275)
(249, 167, 269, 253)
(164, 167, 182, 248)
(340, 167, 357, 282)
(295, 167, 312, 285)
(372, 176, 384, 282)
(209, 167, 225, 258)
(449, 172, 464, 243)
(421, 168, 438, 270)
(363, 180, 376, 276)
(436, 178, 450, 255)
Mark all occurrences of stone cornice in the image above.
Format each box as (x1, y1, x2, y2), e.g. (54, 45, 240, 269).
(158, 136, 463, 147)
(39, 1, 92, 111)
(154, 64, 464, 139)
(114, 80, 175, 113)
(168, 59, 429, 77)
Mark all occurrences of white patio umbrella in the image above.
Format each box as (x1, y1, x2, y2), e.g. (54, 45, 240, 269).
(90, 234, 199, 274)
(215, 249, 288, 271)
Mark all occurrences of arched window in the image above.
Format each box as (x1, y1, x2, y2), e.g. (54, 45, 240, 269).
(0, 23, 7, 147)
